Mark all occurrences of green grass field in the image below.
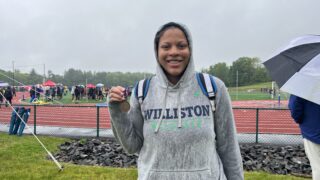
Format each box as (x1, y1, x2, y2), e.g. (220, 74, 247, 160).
(0, 133, 310, 180)
(228, 82, 290, 101)
(0, 133, 137, 180)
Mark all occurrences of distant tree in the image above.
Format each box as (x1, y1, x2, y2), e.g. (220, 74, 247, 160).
(205, 62, 230, 86)
(254, 65, 271, 83)
(84, 71, 94, 84)
(1, 57, 269, 89)
(0, 69, 13, 84)
(13, 70, 29, 86)
(64, 68, 84, 85)
(28, 68, 43, 85)
(229, 57, 260, 87)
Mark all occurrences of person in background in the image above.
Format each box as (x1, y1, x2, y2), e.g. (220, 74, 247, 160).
(74, 86, 80, 101)
(4, 86, 13, 106)
(35, 85, 41, 100)
(289, 94, 320, 180)
(51, 87, 56, 101)
(108, 22, 243, 180)
(64, 86, 68, 96)
(29, 86, 36, 103)
(71, 86, 75, 101)
(44, 86, 50, 101)
(12, 86, 16, 97)
(98, 87, 103, 101)
(57, 86, 62, 100)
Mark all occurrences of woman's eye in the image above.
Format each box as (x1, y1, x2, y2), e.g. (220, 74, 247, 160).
(160, 45, 170, 49)
(177, 44, 188, 49)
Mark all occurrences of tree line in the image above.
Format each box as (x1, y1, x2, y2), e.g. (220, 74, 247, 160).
(202, 57, 271, 87)
(0, 57, 271, 88)
(0, 68, 153, 88)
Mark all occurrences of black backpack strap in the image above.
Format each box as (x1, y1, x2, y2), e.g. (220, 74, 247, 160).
(196, 72, 217, 112)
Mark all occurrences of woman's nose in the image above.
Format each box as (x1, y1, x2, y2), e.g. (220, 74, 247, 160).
(168, 46, 179, 56)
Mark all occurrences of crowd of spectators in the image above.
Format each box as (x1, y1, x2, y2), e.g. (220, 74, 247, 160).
(70, 85, 109, 102)
(29, 84, 67, 102)
(0, 84, 132, 105)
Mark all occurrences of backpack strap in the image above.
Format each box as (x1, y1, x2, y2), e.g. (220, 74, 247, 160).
(134, 77, 152, 104)
(196, 72, 217, 112)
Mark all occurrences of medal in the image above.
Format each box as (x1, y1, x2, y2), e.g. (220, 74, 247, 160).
(120, 101, 130, 112)
(120, 88, 130, 112)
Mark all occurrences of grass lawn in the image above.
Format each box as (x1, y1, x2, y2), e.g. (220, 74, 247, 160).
(0, 133, 310, 179)
(0, 133, 137, 180)
(228, 82, 290, 101)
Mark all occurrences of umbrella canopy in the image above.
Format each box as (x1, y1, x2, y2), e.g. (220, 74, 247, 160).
(43, 80, 56, 87)
(96, 83, 104, 87)
(263, 35, 320, 105)
(86, 83, 95, 88)
(0, 81, 9, 87)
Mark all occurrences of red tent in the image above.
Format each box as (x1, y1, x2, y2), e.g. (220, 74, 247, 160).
(86, 83, 95, 88)
(43, 80, 56, 87)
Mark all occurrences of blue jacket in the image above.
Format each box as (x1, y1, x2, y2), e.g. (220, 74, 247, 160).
(288, 95, 320, 144)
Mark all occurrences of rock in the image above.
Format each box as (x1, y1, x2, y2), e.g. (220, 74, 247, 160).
(52, 138, 311, 176)
(240, 143, 311, 176)
(53, 138, 138, 168)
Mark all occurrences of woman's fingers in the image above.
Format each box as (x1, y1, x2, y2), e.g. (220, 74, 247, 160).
(109, 86, 126, 102)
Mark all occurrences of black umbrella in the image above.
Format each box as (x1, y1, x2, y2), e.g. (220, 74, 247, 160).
(263, 35, 320, 105)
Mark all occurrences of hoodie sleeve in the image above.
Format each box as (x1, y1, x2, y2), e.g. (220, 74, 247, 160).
(215, 82, 244, 180)
(108, 94, 144, 154)
(288, 95, 305, 124)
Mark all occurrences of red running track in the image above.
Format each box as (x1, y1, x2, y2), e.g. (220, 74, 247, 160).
(0, 105, 111, 129)
(234, 109, 300, 134)
(0, 94, 300, 134)
(0, 105, 300, 135)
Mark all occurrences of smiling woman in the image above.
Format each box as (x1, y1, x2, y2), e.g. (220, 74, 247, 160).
(108, 22, 243, 180)
(156, 26, 191, 84)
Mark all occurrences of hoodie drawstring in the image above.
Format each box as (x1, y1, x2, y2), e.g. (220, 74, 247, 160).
(154, 83, 169, 133)
(154, 82, 183, 133)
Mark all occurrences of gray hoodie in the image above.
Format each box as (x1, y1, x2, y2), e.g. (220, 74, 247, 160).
(109, 23, 243, 180)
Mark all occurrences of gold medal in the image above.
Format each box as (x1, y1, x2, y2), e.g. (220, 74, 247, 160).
(120, 101, 130, 112)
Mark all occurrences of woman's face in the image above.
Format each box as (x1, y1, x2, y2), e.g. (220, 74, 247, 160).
(158, 28, 190, 81)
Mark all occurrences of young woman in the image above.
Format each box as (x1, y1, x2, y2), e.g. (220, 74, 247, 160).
(108, 22, 243, 180)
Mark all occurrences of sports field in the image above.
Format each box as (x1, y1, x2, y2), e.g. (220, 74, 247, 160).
(0, 93, 299, 135)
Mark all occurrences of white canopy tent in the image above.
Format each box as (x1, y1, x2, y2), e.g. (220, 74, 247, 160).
(0, 81, 9, 87)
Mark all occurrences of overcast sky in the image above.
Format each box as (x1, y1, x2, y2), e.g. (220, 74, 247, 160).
(0, 0, 320, 75)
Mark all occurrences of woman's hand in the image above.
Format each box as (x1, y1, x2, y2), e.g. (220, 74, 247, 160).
(108, 86, 126, 103)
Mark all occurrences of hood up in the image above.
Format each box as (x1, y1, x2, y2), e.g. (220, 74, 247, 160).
(153, 22, 196, 133)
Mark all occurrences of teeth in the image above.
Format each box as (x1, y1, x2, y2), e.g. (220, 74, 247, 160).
(168, 60, 181, 64)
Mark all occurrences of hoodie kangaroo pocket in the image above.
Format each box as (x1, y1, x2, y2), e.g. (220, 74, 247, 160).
(147, 168, 213, 180)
